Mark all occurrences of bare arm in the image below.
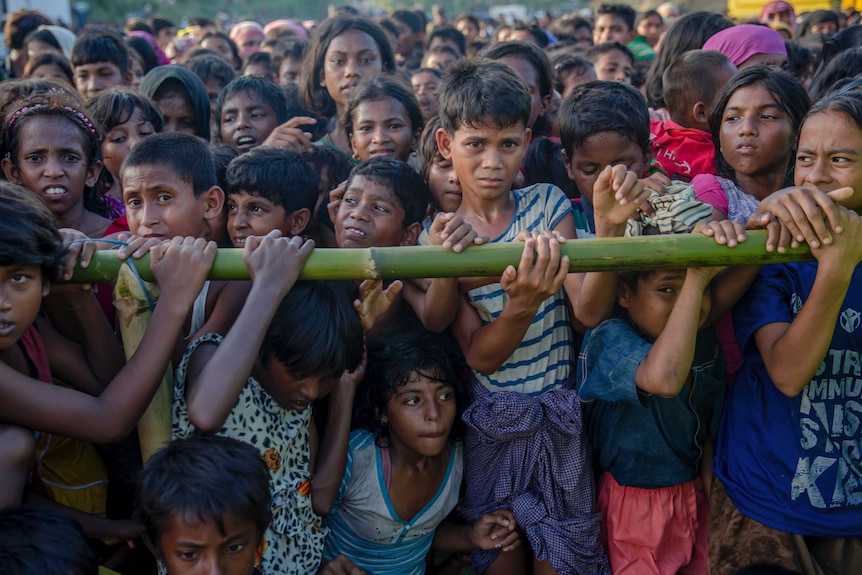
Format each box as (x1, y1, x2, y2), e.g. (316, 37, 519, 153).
(635, 269, 714, 398)
(0, 238, 216, 443)
(186, 234, 313, 431)
(452, 236, 568, 375)
(570, 166, 661, 328)
(312, 356, 365, 516)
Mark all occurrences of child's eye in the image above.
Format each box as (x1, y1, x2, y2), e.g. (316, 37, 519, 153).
(833, 156, 850, 164)
(109, 134, 126, 144)
(404, 396, 420, 406)
(796, 155, 812, 164)
(176, 551, 200, 561)
(225, 543, 247, 554)
(579, 168, 597, 177)
(10, 273, 32, 284)
(724, 114, 740, 122)
(24, 154, 42, 163)
(223, 116, 236, 124)
(157, 193, 172, 202)
(227, 202, 237, 212)
(139, 129, 154, 137)
(250, 205, 265, 213)
(330, 58, 345, 66)
(64, 154, 81, 163)
(343, 196, 358, 205)
(373, 204, 390, 213)
(658, 287, 676, 294)
(125, 198, 142, 208)
(388, 123, 405, 130)
(360, 57, 376, 65)
(439, 391, 453, 401)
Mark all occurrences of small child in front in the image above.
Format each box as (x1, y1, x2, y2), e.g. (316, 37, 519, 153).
(577, 260, 725, 575)
(435, 58, 610, 575)
(136, 435, 272, 575)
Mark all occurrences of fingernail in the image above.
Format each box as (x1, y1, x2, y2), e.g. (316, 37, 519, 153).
(823, 237, 832, 245)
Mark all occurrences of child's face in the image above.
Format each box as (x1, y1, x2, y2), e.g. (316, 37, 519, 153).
(158, 512, 260, 575)
(411, 71, 440, 119)
(349, 98, 416, 163)
(436, 121, 531, 204)
(102, 107, 156, 181)
(424, 51, 458, 72)
(618, 270, 710, 340)
(560, 66, 597, 101)
(205, 79, 225, 119)
(257, 355, 338, 411)
(279, 57, 303, 87)
(594, 14, 635, 44)
(795, 110, 862, 212)
(228, 192, 307, 247)
(719, 84, 794, 181)
(158, 91, 198, 136)
(30, 63, 69, 83)
(497, 54, 547, 130)
(242, 63, 275, 81)
(122, 164, 221, 239)
(428, 158, 462, 213)
(73, 61, 125, 101)
(335, 175, 417, 248)
(1, 116, 101, 219)
(201, 37, 234, 61)
(593, 50, 634, 84)
(220, 91, 280, 154)
(563, 130, 647, 206)
(0, 265, 49, 352)
(384, 371, 456, 458)
(637, 14, 664, 46)
(322, 30, 384, 108)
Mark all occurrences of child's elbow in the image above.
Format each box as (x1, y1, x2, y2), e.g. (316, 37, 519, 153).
(312, 499, 334, 517)
(187, 408, 223, 434)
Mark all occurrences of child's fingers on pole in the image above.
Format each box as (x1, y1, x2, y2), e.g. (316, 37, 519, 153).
(819, 186, 852, 235)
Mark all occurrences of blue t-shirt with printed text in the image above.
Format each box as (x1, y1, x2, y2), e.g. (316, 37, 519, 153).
(714, 261, 862, 537)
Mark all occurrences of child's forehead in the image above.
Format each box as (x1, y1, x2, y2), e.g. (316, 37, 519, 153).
(347, 175, 400, 201)
(121, 163, 194, 190)
(452, 119, 527, 137)
(597, 14, 630, 27)
(224, 89, 271, 109)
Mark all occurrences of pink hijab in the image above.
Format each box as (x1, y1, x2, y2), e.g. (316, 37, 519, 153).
(229, 21, 265, 43)
(703, 25, 787, 67)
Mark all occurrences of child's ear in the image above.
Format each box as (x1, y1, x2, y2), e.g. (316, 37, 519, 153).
(287, 208, 311, 237)
(85, 160, 103, 189)
(561, 148, 577, 181)
(1, 157, 21, 184)
(41, 280, 50, 298)
(692, 101, 708, 126)
(617, 282, 632, 310)
(201, 185, 225, 221)
(436, 128, 453, 161)
(401, 222, 422, 246)
(522, 127, 532, 150)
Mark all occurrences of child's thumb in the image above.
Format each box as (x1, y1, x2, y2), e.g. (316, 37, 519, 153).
(827, 187, 854, 204)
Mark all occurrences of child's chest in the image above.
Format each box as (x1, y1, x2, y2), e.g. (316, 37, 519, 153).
(388, 461, 447, 521)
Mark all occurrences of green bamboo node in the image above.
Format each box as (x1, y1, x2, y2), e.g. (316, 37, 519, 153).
(67, 231, 813, 283)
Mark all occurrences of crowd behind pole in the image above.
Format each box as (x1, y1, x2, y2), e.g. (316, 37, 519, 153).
(0, 2, 861, 575)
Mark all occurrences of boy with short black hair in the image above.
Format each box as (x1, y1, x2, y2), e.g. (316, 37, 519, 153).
(217, 76, 288, 154)
(71, 28, 131, 100)
(435, 58, 611, 575)
(585, 41, 635, 84)
(225, 146, 319, 245)
(137, 435, 271, 575)
(427, 25, 466, 55)
(652, 50, 737, 181)
(241, 51, 276, 82)
(596, 4, 656, 61)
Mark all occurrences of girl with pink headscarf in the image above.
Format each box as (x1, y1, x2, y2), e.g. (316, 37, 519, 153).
(703, 25, 788, 69)
(230, 21, 265, 62)
(760, 0, 797, 33)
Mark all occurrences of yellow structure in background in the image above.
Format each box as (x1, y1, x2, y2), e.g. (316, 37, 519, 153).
(726, 0, 836, 20)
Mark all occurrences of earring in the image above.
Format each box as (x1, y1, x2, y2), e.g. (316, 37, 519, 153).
(352, 152, 360, 161)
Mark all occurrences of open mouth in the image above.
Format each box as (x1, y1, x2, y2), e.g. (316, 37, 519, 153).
(0, 321, 15, 335)
(236, 136, 256, 147)
(43, 187, 67, 197)
(343, 227, 367, 238)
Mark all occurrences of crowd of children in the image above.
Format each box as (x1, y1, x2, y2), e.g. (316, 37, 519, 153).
(0, 3, 861, 575)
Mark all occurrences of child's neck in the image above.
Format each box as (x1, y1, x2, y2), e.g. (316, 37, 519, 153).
(734, 165, 788, 202)
(458, 188, 515, 236)
(388, 438, 448, 473)
(58, 201, 110, 238)
(327, 108, 352, 155)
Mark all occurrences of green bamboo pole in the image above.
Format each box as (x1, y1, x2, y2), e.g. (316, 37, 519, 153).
(69, 231, 813, 283)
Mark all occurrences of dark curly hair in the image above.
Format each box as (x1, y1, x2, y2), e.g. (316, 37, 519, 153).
(355, 328, 465, 446)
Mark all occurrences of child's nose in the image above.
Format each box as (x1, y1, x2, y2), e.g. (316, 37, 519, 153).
(43, 156, 64, 177)
(424, 401, 440, 421)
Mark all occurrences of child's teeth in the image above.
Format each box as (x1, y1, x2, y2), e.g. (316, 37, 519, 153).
(44, 188, 65, 196)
